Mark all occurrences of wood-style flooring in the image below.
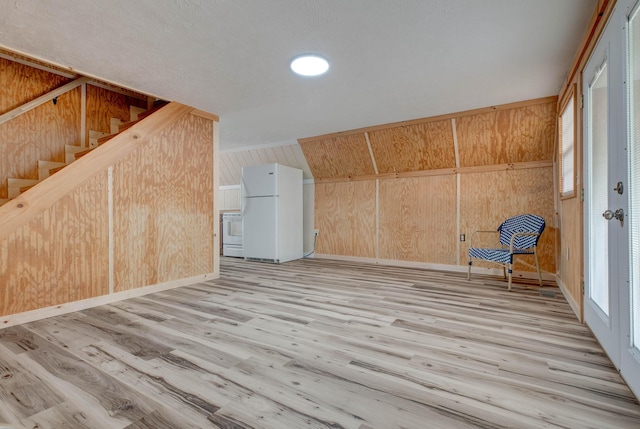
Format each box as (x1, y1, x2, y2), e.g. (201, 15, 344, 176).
(0, 257, 639, 428)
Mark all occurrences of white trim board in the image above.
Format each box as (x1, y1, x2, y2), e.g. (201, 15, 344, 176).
(0, 272, 219, 329)
(314, 254, 556, 282)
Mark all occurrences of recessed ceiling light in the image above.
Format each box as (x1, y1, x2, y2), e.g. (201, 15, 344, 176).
(290, 54, 329, 77)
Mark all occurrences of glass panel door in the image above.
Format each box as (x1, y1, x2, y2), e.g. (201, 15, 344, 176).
(622, 0, 640, 398)
(588, 60, 611, 318)
(583, 12, 623, 367)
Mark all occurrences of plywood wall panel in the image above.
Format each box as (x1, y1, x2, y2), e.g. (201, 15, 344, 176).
(378, 175, 457, 263)
(0, 88, 81, 198)
(112, 114, 214, 292)
(456, 101, 556, 167)
(558, 197, 582, 306)
(459, 167, 556, 274)
(0, 172, 109, 315)
(86, 85, 145, 138)
(315, 181, 376, 257)
(369, 120, 456, 173)
(0, 58, 70, 113)
(300, 134, 374, 179)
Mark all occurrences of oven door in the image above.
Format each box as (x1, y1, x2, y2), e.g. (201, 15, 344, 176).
(223, 214, 243, 246)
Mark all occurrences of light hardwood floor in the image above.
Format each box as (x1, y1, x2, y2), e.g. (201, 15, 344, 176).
(1, 257, 639, 428)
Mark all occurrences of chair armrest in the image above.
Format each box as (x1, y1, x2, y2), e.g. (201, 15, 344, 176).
(470, 230, 499, 248)
(508, 232, 541, 251)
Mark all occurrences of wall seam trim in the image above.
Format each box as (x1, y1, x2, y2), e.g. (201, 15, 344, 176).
(375, 178, 380, 260)
(108, 166, 114, 295)
(456, 173, 461, 266)
(452, 118, 460, 169)
(365, 132, 379, 175)
(81, 83, 87, 148)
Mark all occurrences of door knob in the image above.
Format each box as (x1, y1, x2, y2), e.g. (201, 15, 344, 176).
(603, 208, 624, 226)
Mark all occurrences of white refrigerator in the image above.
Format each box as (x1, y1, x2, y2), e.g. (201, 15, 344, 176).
(241, 163, 303, 263)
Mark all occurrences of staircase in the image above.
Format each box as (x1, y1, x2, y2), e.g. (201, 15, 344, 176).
(0, 102, 167, 207)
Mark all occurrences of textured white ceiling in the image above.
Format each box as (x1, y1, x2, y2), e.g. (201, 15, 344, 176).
(0, 0, 595, 150)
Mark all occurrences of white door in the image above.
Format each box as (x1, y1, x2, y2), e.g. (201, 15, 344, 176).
(623, 0, 640, 398)
(584, 0, 640, 398)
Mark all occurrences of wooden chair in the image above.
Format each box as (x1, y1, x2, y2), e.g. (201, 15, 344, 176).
(467, 214, 545, 290)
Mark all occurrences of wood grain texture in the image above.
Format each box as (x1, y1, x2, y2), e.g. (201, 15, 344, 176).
(300, 134, 375, 179)
(0, 58, 71, 113)
(456, 100, 557, 167)
(112, 113, 214, 292)
(368, 120, 456, 173)
(314, 181, 376, 257)
(460, 167, 556, 275)
(0, 57, 78, 199)
(0, 257, 638, 428)
(86, 84, 146, 143)
(0, 172, 109, 315)
(0, 103, 217, 319)
(378, 175, 457, 264)
(0, 88, 81, 199)
(558, 192, 583, 317)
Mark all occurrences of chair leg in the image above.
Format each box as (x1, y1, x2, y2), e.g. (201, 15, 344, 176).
(502, 266, 507, 279)
(534, 247, 542, 287)
(467, 261, 472, 281)
(508, 265, 513, 291)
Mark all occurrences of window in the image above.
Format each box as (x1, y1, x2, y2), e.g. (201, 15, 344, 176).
(559, 86, 577, 198)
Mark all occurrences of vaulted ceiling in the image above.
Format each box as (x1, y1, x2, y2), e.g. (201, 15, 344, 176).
(0, 0, 595, 150)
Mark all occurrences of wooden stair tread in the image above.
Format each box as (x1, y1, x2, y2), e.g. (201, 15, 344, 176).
(8, 178, 39, 187)
(74, 149, 92, 159)
(97, 134, 117, 145)
(65, 144, 88, 164)
(118, 120, 138, 133)
(8, 178, 39, 199)
(136, 101, 168, 120)
(65, 145, 86, 154)
(49, 165, 66, 175)
(38, 160, 66, 179)
(110, 117, 125, 134)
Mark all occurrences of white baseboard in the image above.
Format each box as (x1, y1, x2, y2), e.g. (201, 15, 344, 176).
(0, 272, 219, 329)
(314, 254, 555, 281)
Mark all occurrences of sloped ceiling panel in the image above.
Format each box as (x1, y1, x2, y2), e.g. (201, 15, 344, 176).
(298, 134, 375, 180)
(368, 119, 456, 173)
(455, 99, 556, 167)
(219, 143, 312, 186)
(298, 96, 557, 180)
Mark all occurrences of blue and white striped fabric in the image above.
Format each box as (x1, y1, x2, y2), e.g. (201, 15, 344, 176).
(469, 214, 545, 265)
(498, 214, 545, 249)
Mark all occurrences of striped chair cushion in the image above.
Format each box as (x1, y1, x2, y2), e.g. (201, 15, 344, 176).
(469, 247, 535, 265)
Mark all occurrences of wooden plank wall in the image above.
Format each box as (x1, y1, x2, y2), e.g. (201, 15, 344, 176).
(301, 97, 557, 275)
(0, 58, 78, 199)
(113, 113, 214, 291)
(315, 181, 376, 257)
(0, 57, 146, 200)
(85, 85, 147, 139)
(0, 172, 110, 314)
(0, 104, 216, 317)
(0, 52, 219, 319)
